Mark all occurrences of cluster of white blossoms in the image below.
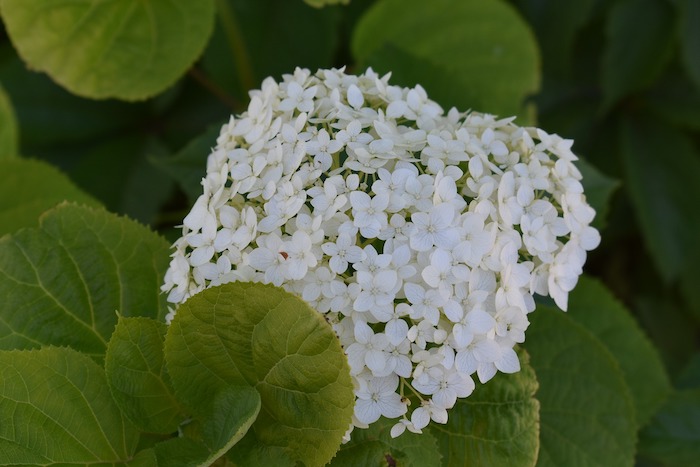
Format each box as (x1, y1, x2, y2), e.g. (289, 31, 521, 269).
(162, 67, 600, 438)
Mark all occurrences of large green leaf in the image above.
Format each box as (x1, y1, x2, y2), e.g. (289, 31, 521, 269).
(0, 347, 140, 464)
(352, 0, 539, 119)
(164, 282, 355, 467)
(428, 350, 539, 467)
(621, 116, 700, 283)
(105, 317, 183, 434)
(638, 388, 700, 466)
(601, 0, 676, 109)
(0, 82, 18, 159)
(0, 204, 171, 358)
(524, 307, 637, 467)
(0, 158, 101, 236)
(0, 0, 216, 100)
(330, 417, 442, 467)
(565, 277, 671, 428)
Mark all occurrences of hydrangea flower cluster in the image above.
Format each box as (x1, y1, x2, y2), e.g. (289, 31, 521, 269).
(162, 67, 600, 438)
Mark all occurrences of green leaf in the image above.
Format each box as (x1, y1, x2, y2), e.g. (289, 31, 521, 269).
(575, 158, 619, 230)
(0, 53, 147, 149)
(330, 417, 442, 467)
(105, 317, 183, 434)
(0, 82, 19, 158)
(69, 136, 175, 225)
(150, 123, 223, 204)
(304, 0, 350, 8)
(139, 386, 261, 467)
(0, 158, 102, 236)
(0, 0, 216, 100)
(164, 282, 355, 467)
(524, 307, 637, 467)
(201, 0, 342, 103)
(601, 0, 676, 109)
(679, 0, 700, 91)
(352, 0, 540, 119)
(621, 116, 700, 282)
(137, 438, 209, 467)
(0, 346, 139, 464)
(638, 388, 700, 466)
(513, 0, 597, 77)
(564, 276, 671, 427)
(225, 430, 296, 467)
(428, 350, 539, 467)
(200, 386, 261, 456)
(677, 352, 700, 390)
(643, 70, 700, 131)
(0, 204, 171, 357)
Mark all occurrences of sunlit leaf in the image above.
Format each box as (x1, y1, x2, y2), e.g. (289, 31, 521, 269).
(165, 282, 355, 467)
(0, 158, 101, 236)
(0, 347, 139, 464)
(352, 0, 539, 119)
(0, 0, 216, 100)
(524, 307, 637, 466)
(0, 204, 171, 358)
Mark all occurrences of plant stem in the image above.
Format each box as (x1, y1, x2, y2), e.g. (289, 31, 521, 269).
(215, 0, 256, 96)
(187, 67, 240, 110)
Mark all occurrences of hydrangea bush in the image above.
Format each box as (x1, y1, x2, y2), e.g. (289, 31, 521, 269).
(162, 67, 600, 438)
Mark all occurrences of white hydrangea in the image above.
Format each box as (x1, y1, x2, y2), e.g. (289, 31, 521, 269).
(162, 67, 601, 438)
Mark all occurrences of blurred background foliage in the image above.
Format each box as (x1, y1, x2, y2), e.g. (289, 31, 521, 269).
(1, 0, 699, 465)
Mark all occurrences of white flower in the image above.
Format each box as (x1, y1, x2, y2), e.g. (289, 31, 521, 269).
(391, 419, 422, 438)
(163, 67, 600, 438)
(279, 81, 317, 113)
(350, 191, 389, 238)
(346, 320, 391, 375)
(410, 203, 459, 252)
(322, 234, 365, 274)
(404, 283, 447, 326)
(306, 128, 343, 171)
(354, 374, 407, 424)
(283, 230, 317, 280)
(354, 270, 398, 321)
(411, 400, 448, 430)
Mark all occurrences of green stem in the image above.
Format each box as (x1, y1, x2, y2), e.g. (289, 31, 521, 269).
(188, 67, 240, 110)
(215, 0, 256, 96)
